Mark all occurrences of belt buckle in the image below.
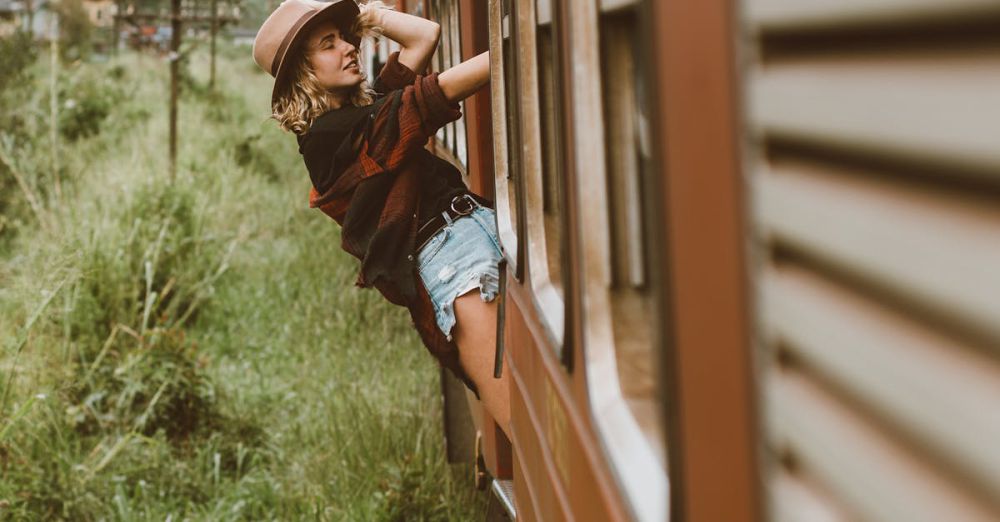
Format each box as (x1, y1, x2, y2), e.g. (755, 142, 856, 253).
(451, 194, 476, 216)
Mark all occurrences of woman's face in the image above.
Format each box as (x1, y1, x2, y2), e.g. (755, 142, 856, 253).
(304, 20, 363, 94)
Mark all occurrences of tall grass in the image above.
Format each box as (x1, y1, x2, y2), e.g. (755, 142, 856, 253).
(0, 42, 485, 520)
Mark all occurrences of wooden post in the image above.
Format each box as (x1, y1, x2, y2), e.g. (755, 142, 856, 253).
(112, 0, 122, 54)
(209, 0, 217, 89)
(49, 8, 60, 203)
(169, 0, 181, 179)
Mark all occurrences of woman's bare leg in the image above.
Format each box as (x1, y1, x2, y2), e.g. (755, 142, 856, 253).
(451, 290, 511, 439)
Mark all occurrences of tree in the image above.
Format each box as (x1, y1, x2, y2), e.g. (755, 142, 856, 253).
(53, 0, 95, 61)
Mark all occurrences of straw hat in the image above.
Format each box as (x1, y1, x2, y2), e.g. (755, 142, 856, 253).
(253, 0, 360, 105)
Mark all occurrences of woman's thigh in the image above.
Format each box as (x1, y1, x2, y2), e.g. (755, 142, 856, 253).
(451, 290, 510, 437)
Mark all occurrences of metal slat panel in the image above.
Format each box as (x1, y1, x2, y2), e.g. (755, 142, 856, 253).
(749, 56, 1000, 176)
(754, 162, 1000, 347)
(762, 265, 1000, 499)
(746, 1, 1000, 520)
(768, 372, 999, 522)
(746, 0, 1000, 31)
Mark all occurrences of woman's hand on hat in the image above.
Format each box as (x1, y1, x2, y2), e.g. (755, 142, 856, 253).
(364, 2, 440, 74)
(354, 0, 388, 39)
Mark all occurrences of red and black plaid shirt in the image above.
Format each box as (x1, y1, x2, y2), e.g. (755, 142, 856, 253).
(299, 53, 476, 393)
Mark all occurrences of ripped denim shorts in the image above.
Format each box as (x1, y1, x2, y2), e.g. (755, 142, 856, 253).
(415, 202, 503, 342)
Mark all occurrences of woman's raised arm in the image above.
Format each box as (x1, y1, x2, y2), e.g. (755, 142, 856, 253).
(358, 3, 440, 73)
(437, 51, 489, 103)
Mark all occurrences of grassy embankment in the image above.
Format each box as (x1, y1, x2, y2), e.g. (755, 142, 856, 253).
(0, 42, 485, 520)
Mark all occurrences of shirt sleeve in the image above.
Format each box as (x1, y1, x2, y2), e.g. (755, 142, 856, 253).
(373, 51, 417, 93)
(358, 72, 462, 178)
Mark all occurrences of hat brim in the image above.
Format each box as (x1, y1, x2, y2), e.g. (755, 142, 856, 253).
(270, 0, 361, 106)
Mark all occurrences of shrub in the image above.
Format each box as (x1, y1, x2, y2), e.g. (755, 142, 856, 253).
(64, 325, 218, 440)
(0, 31, 39, 221)
(0, 31, 37, 94)
(234, 133, 279, 181)
(53, 0, 94, 62)
(62, 179, 243, 442)
(58, 66, 125, 142)
(0, 177, 267, 518)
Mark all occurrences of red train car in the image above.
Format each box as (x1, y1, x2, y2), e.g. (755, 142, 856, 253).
(367, 1, 1000, 521)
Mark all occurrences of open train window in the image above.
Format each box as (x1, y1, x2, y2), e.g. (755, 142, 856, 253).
(514, 0, 567, 348)
(576, 0, 667, 519)
(448, 2, 467, 167)
(427, 0, 468, 174)
(599, 4, 658, 447)
(488, 0, 525, 280)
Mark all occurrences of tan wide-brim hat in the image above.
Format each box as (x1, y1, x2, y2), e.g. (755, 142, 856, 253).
(253, 0, 360, 106)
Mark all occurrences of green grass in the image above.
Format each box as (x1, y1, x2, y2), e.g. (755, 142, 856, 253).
(0, 43, 486, 520)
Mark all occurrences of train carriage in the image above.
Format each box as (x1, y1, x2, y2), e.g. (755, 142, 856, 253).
(363, 0, 1000, 521)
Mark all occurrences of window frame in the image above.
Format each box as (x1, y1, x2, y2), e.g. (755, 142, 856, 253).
(489, 0, 526, 281)
(569, 0, 668, 520)
(427, 0, 470, 176)
(509, 0, 570, 352)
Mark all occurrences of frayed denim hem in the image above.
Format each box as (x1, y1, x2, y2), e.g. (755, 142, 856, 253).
(435, 268, 500, 342)
(416, 206, 504, 341)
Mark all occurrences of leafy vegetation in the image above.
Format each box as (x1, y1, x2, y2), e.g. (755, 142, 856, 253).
(0, 38, 485, 520)
(53, 0, 96, 61)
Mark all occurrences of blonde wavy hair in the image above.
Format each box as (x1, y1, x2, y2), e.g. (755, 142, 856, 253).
(273, 1, 389, 134)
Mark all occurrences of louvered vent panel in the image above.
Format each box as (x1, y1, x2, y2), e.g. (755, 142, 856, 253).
(742, 2, 1000, 520)
(746, 0, 1000, 31)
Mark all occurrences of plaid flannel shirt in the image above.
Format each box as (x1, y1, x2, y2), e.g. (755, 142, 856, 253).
(300, 52, 477, 394)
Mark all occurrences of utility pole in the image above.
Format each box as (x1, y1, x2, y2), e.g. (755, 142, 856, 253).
(49, 8, 60, 203)
(112, 0, 124, 55)
(210, 0, 217, 88)
(169, 0, 181, 179)
(115, 1, 239, 178)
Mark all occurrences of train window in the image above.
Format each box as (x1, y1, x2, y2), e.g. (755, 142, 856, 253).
(536, 0, 564, 303)
(427, 0, 469, 173)
(441, 2, 454, 154)
(600, 7, 657, 430)
(488, 0, 524, 279)
(448, 3, 468, 167)
(577, 0, 667, 519)
(514, 0, 567, 347)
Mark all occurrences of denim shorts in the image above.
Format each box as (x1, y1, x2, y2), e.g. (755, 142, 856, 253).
(416, 204, 503, 341)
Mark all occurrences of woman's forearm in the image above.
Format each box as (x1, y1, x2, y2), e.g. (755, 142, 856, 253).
(366, 6, 440, 73)
(438, 51, 490, 103)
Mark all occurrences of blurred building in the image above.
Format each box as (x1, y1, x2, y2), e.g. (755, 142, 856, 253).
(0, 0, 25, 37)
(23, 0, 55, 41)
(229, 26, 256, 47)
(0, 0, 115, 39)
(82, 0, 113, 28)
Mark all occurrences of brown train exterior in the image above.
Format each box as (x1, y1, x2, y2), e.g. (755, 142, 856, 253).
(383, 1, 1000, 521)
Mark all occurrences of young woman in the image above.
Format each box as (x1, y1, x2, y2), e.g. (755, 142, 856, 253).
(252, 0, 510, 436)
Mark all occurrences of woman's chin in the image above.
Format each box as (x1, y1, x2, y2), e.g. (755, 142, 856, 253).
(341, 70, 364, 85)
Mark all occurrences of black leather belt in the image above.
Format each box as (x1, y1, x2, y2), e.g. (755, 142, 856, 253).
(415, 194, 483, 254)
